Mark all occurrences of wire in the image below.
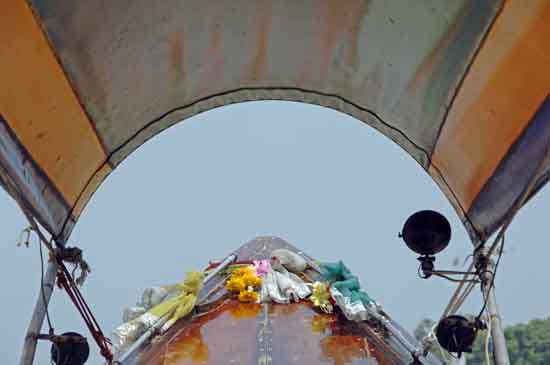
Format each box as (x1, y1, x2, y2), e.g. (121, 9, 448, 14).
(38, 233, 54, 334)
(432, 272, 479, 283)
(442, 260, 476, 319)
(477, 233, 505, 320)
(461, 254, 474, 267)
(455, 281, 476, 310)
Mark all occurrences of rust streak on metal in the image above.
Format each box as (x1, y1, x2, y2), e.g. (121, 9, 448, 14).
(347, 1, 370, 69)
(200, 29, 224, 96)
(406, 3, 471, 93)
(319, 0, 366, 81)
(247, 2, 272, 82)
(169, 32, 185, 86)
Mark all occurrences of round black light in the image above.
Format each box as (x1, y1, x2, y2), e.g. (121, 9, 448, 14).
(436, 315, 477, 356)
(401, 210, 451, 256)
(51, 332, 90, 365)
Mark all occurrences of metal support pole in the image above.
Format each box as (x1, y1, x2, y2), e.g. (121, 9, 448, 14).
(480, 279, 510, 365)
(476, 249, 510, 365)
(19, 259, 58, 365)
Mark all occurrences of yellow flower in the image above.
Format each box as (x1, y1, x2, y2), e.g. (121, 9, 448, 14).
(232, 266, 255, 277)
(226, 265, 262, 302)
(226, 265, 262, 293)
(242, 273, 262, 288)
(238, 289, 259, 303)
(226, 277, 246, 293)
(310, 282, 332, 313)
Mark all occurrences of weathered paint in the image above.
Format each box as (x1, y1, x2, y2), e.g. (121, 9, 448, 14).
(467, 97, 550, 240)
(431, 0, 550, 213)
(29, 0, 493, 165)
(2, 0, 548, 245)
(0, 0, 106, 207)
(0, 115, 69, 234)
(72, 163, 112, 219)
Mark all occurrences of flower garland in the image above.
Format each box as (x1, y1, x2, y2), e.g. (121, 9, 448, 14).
(225, 265, 263, 302)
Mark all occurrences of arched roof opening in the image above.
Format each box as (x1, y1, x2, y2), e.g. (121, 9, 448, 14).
(1, 101, 548, 364)
(0, 0, 548, 248)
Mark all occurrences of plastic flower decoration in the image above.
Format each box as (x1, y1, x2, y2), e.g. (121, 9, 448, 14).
(242, 272, 262, 288)
(232, 266, 255, 277)
(225, 265, 263, 302)
(238, 288, 260, 303)
(253, 260, 270, 276)
(226, 276, 246, 293)
(310, 282, 333, 313)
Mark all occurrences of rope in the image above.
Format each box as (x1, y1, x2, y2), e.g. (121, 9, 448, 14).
(56, 263, 113, 362)
(477, 234, 505, 320)
(20, 215, 113, 363)
(52, 246, 91, 286)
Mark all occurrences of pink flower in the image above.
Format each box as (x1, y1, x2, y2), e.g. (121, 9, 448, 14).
(253, 260, 270, 276)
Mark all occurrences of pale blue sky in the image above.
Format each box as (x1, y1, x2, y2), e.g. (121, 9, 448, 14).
(1, 102, 548, 364)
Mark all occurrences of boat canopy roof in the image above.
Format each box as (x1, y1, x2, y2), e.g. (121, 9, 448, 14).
(0, 0, 548, 244)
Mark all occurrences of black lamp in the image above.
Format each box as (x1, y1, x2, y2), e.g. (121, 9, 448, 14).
(436, 315, 485, 358)
(50, 332, 90, 365)
(400, 210, 451, 278)
(400, 211, 488, 360)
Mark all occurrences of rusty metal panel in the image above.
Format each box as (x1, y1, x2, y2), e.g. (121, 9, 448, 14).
(9, 0, 546, 247)
(0, 115, 70, 234)
(25, 0, 505, 243)
(30, 0, 499, 169)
